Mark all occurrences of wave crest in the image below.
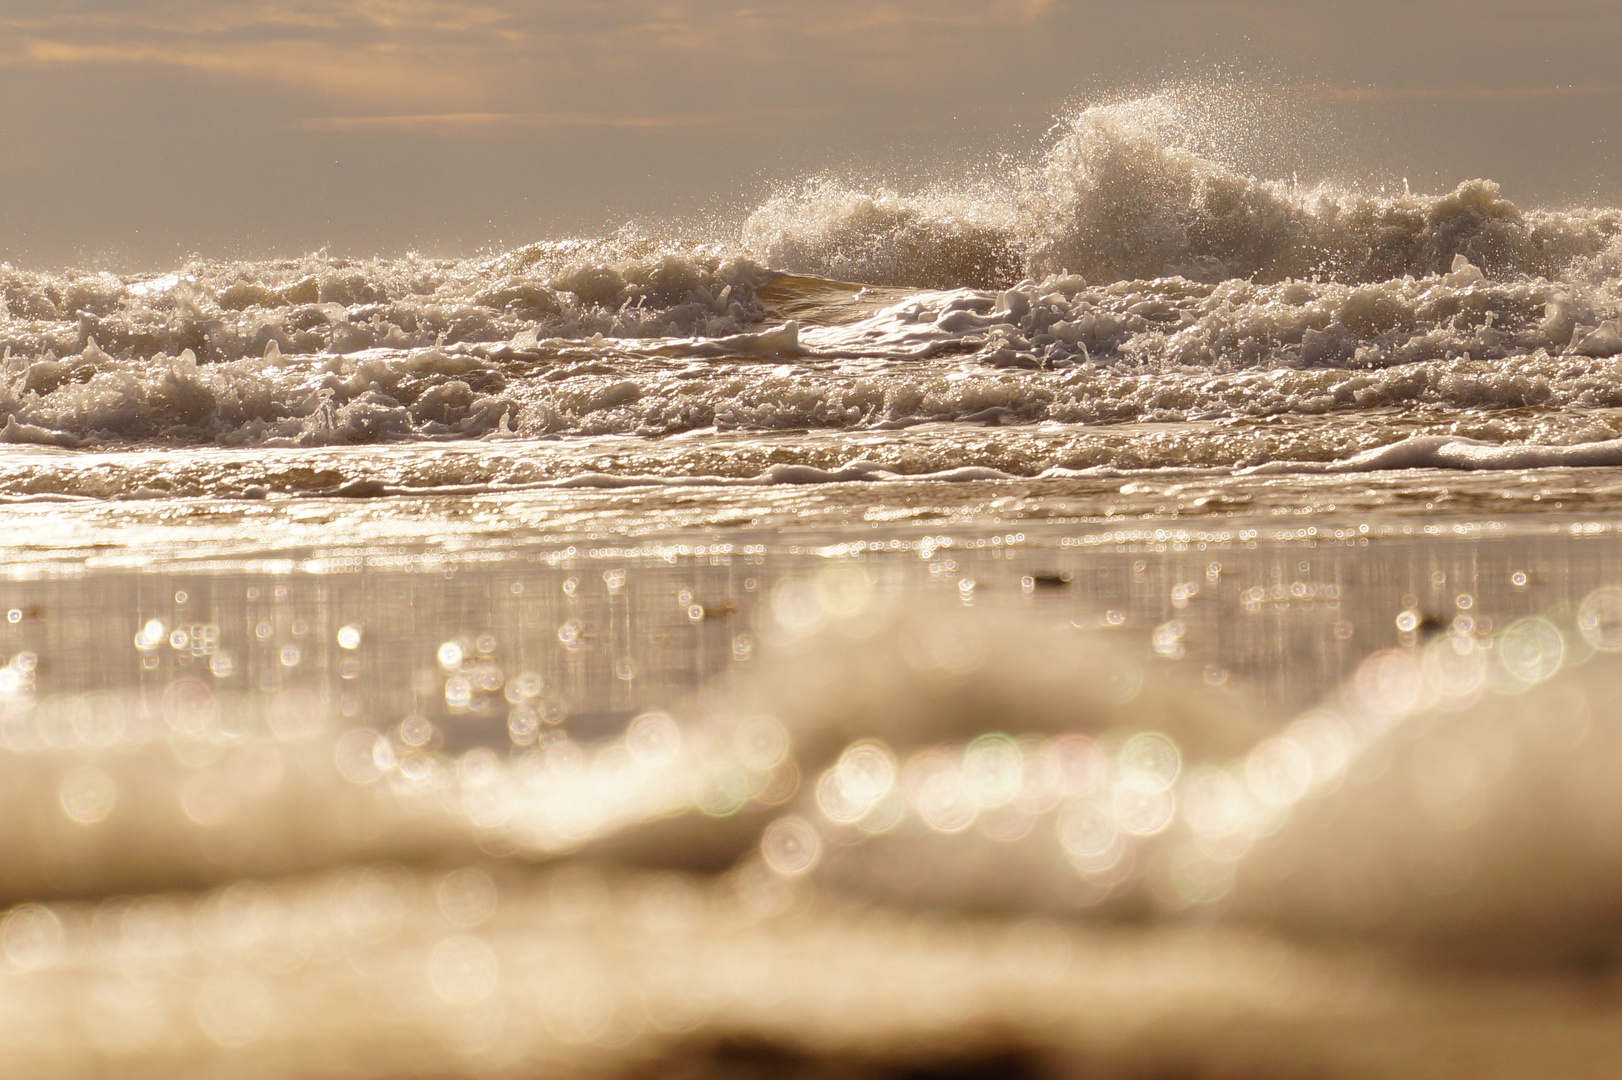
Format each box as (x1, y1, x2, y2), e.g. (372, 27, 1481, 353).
(743, 96, 1622, 291)
(0, 245, 773, 369)
(741, 179, 1024, 290)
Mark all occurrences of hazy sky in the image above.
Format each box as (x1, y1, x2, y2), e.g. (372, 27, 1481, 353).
(1, 0, 1618, 269)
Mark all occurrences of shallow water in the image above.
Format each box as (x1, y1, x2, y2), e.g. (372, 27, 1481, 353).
(7, 87, 1622, 1077)
(6, 520, 1622, 1077)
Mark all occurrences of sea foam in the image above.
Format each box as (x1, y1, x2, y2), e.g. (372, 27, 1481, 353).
(0, 92, 1619, 476)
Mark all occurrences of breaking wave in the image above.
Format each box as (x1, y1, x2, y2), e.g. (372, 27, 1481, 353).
(744, 89, 1622, 289)
(0, 86, 1618, 466)
(2, 268, 1620, 453)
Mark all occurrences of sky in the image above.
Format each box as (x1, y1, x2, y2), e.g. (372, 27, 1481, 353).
(1, 0, 1619, 269)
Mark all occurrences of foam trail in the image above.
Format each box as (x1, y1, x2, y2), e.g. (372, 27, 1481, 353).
(1249, 434, 1622, 474)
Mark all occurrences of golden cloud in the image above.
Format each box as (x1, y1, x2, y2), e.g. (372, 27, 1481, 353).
(293, 102, 844, 134)
(14, 37, 498, 105)
(1311, 84, 1622, 103)
(295, 110, 731, 131)
(0, 2, 526, 106)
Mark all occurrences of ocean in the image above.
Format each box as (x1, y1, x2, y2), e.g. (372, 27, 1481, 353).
(3, 90, 1622, 1078)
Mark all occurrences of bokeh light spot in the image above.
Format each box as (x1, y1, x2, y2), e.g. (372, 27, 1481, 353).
(2, 904, 64, 970)
(626, 712, 682, 767)
(195, 972, 273, 1047)
(761, 816, 821, 875)
(734, 716, 790, 771)
(437, 869, 498, 928)
(429, 935, 500, 1006)
(1499, 617, 1565, 686)
(1118, 731, 1181, 790)
(1578, 587, 1622, 652)
(60, 766, 117, 824)
(962, 733, 1022, 808)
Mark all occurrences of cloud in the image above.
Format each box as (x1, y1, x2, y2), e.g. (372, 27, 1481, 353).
(1311, 84, 1622, 103)
(0, 0, 1070, 106)
(294, 111, 731, 132)
(795, 0, 1065, 36)
(0, 2, 524, 106)
(292, 102, 851, 136)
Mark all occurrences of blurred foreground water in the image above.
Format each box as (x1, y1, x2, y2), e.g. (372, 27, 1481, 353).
(6, 517, 1622, 1078)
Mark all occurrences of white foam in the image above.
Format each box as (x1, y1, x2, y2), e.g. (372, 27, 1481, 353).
(1248, 434, 1622, 474)
(743, 93, 1622, 291)
(548, 461, 1015, 489)
(0, 245, 774, 371)
(0, 95, 1618, 465)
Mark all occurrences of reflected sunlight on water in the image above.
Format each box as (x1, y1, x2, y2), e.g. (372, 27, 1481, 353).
(4, 529, 1622, 1076)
